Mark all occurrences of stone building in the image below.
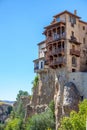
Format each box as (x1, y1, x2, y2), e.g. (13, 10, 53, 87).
(33, 10, 87, 130)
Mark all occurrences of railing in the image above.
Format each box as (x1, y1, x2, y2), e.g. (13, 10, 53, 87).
(44, 60, 49, 65)
(70, 36, 77, 41)
(48, 48, 65, 56)
(46, 33, 66, 43)
(70, 49, 80, 57)
(34, 66, 39, 71)
(49, 57, 66, 66)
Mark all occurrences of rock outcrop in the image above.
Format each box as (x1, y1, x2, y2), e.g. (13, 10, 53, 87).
(55, 81, 80, 130)
(0, 103, 12, 123)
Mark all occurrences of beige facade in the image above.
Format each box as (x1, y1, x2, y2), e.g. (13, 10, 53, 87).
(43, 10, 87, 72)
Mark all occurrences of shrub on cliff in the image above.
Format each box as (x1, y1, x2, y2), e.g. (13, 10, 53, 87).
(5, 118, 24, 130)
(26, 100, 55, 130)
(59, 99, 87, 130)
(32, 75, 39, 91)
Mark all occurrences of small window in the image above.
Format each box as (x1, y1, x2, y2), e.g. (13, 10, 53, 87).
(48, 30, 52, 37)
(69, 16, 71, 22)
(62, 42, 64, 48)
(72, 68, 76, 72)
(72, 56, 77, 66)
(72, 31, 74, 37)
(72, 45, 75, 50)
(83, 26, 85, 30)
(41, 61, 44, 69)
(83, 38, 85, 44)
(69, 16, 76, 24)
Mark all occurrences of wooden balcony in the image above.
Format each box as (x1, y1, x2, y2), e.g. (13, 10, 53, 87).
(48, 48, 65, 56)
(44, 60, 49, 65)
(70, 49, 80, 57)
(49, 58, 66, 68)
(46, 33, 66, 43)
(69, 36, 81, 45)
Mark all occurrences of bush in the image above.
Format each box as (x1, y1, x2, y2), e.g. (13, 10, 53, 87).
(5, 118, 23, 130)
(59, 99, 87, 130)
(26, 101, 55, 130)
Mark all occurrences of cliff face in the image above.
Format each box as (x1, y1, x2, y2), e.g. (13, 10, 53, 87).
(15, 68, 82, 130)
(54, 81, 80, 130)
(0, 103, 12, 123)
(25, 69, 81, 130)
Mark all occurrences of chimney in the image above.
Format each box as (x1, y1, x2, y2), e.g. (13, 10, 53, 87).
(74, 10, 77, 15)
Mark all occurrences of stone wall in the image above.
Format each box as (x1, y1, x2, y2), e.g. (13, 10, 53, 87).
(68, 72, 87, 98)
(38, 69, 55, 105)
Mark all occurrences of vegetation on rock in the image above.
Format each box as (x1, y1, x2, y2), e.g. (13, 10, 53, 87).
(26, 100, 55, 130)
(2, 89, 87, 130)
(32, 75, 39, 91)
(59, 99, 87, 130)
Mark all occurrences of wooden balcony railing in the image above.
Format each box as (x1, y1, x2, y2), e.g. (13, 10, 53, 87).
(49, 57, 66, 66)
(48, 48, 65, 56)
(46, 33, 66, 43)
(70, 49, 80, 57)
(70, 36, 77, 41)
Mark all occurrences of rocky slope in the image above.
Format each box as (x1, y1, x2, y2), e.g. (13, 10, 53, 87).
(0, 102, 13, 123)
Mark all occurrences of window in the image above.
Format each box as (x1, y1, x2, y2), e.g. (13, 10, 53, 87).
(72, 45, 75, 50)
(69, 16, 76, 24)
(41, 61, 44, 69)
(48, 30, 52, 36)
(56, 17, 60, 22)
(72, 56, 77, 66)
(72, 68, 76, 72)
(53, 33, 58, 40)
(72, 31, 74, 37)
(83, 26, 85, 30)
(83, 38, 85, 44)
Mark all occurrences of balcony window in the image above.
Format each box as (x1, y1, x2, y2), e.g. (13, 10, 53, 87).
(53, 33, 58, 40)
(34, 63, 39, 71)
(69, 16, 76, 24)
(56, 17, 60, 22)
(48, 30, 52, 37)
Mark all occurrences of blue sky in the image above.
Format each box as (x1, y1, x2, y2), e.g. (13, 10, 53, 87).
(0, 0, 87, 101)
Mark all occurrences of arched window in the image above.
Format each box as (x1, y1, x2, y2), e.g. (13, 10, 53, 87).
(72, 56, 77, 66)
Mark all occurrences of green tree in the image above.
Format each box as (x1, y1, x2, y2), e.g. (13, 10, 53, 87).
(16, 90, 29, 101)
(59, 99, 87, 130)
(13, 90, 29, 118)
